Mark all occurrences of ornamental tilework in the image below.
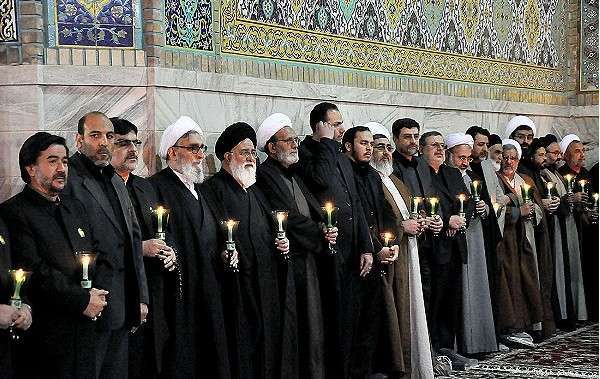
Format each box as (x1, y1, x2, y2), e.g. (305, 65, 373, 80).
(581, 0, 599, 90)
(222, 0, 566, 90)
(55, 0, 134, 47)
(165, 0, 213, 50)
(0, 0, 18, 42)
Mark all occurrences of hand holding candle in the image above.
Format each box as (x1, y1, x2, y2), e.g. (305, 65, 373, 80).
(75, 252, 96, 289)
(521, 183, 531, 203)
(322, 203, 338, 255)
(470, 180, 481, 202)
(410, 196, 423, 218)
(152, 206, 170, 240)
(546, 181, 554, 199)
(564, 174, 574, 193)
(221, 220, 240, 272)
(271, 211, 289, 261)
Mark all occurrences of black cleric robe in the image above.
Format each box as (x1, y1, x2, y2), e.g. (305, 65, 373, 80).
(298, 136, 373, 379)
(256, 157, 325, 379)
(202, 168, 297, 379)
(148, 167, 231, 379)
(350, 160, 396, 377)
(558, 164, 598, 320)
(0, 217, 13, 378)
(0, 186, 97, 379)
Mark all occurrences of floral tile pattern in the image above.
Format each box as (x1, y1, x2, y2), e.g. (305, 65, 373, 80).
(0, 0, 18, 42)
(55, 0, 134, 47)
(164, 0, 213, 50)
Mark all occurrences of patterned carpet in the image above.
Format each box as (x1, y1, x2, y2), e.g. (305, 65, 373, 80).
(446, 324, 599, 378)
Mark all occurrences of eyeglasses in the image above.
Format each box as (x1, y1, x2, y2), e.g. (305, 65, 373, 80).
(502, 155, 519, 161)
(546, 150, 561, 156)
(172, 144, 208, 154)
(427, 142, 447, 150)
(455, 155, 473, 163)
(229, 149, 258, 159)
(273, 137, 300, 146)
(514, 133, 534, 141)
(373, 143, 394, 152)
(114, 139, 142, 148)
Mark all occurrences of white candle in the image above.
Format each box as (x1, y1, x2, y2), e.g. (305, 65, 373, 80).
(276, 212, 285, 232)
(82, 255, 90, 281)
(226, 220, 235, 241)
(156, 206, 165, 234)
(458, 194, 466, 214)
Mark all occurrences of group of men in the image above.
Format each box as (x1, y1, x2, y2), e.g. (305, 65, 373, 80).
(0, 102, 597, 379)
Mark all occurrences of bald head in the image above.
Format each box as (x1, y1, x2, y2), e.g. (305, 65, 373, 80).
(76, 111, 115, 166)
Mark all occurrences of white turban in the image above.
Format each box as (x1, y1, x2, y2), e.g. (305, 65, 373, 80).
(505, 115, 536, 139)
(159, 116, 203, 159)
(502, 138, 522, 160)
(365, 122, 391, 141)
(257, 113, 292, 152)
(559, 134, 581, 154)
(445, 133, 474, 150)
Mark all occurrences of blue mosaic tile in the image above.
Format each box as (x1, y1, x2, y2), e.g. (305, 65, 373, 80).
(0, 0, 18, 42)
(55, 0, 134, 47)
(165, 0, 213, 50)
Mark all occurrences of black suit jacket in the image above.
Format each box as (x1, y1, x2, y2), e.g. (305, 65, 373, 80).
(62, 153, 148, 330)
(392, 151, 434, 197)
(0, 186, 97, 377)
(256, 157, 325, 255)
(429, 164, 473, 264)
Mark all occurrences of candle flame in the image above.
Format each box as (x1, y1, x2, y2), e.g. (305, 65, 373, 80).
(493, 202, 500, 212)
(564, 174, 573, 182)
(81, 255, 91, 266)
(324, 202, 334, 213)
(155, 206, 165, 215)
(458, 194, 466, 201)
(429, 197, 439, 206)
(546, 182, 554, 189)
(472, 180, 480, 189)
(522, 183, 531, 191)
(276, 212, 286, 223)
(414, 197, 422, 205)
(226, 219, 236, 229)
(594, 193, 599, 201)
(578, 179, 588, 187)
(13, 269, 25, 284)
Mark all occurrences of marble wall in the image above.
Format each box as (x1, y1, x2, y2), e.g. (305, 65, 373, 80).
(0, 64, 597, 202)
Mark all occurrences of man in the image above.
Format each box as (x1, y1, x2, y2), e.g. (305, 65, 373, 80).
(297, 102, 374, 378)
(1, 132, 104, 378)
(465, 125, 490, 164)
(445, 133, 497, 355)
(109, 117, 177, 378)
(62, 111, 149, 378)
(147, 116, 231, 378)
(366, 122, 434, 378)
(256, 113, 337, 379)
(343, 126, 399, 377)
(504, 115, 536, 157)
(202, 122, 295, 379)
(539, 135, 587, 328)
(419, 131, 475, 369)
(558, 134, 597, 320)
(495, 139, 545, 347)
(487, 134, 504, 171)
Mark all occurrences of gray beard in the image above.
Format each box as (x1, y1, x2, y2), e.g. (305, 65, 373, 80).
(370, 159, 393, 177)
(181, 162, 204, 184)
(489, 159, 501, 171)
(275, 150, 299, 166)
(232, 163, 256, 188)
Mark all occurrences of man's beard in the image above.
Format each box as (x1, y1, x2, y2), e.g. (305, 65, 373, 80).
(231, 162, 256, 188)
(181, 161, 204, 184)
(488, 159, 501, 171)
(40, 172, 66, 195)
(370, 157, 393, 177)
(276, 150, 299, 166)
(80, 142, 111, 167)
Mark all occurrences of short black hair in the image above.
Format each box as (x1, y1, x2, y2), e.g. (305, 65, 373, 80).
(419, 131, 443, 146)
(78, 111, 109, 135)
(488, 134, 502, 146)
(19, 132, 69, 184)
(110, 117, 138, 135)
(465, 125, 490, 139)
(392, 118, 420, 139)
(309, 102, 339, 132)
(342, 126, 371, 151)
(540, 133, 558, 148)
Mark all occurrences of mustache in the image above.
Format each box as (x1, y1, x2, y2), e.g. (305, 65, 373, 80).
(126, 152, 138, 160)
(97, 147, 110, 155)
(54, 173, 66, 180)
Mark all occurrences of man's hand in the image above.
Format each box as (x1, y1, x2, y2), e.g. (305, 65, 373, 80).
(359, 253, 373, 277)
(0, 304, 17, 329)
(142, 239, 173, 258)
(520, 203, 533, 218)
(157, 248, 177, 271)
(573, 192, 589, 204)
(427, 216, 444, 234)
(83, 288, 109, 319)
(275, 238, 290, 254)
(221, 249, 239, 268)
(448, 215, 465, 230)
(13, 304, 32, 331)
(402, 219, 421, 236)
(323, 226, 338, 245)
(475, 200, 487, 216)
(316, 121, 335, 140)
(377, 245, 399, 264)
(140, 303, 148, 324)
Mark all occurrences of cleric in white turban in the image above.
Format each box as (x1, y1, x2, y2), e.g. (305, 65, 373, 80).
(505, 115, 536, 139)
(365, 121, 392, 141)
(502, 138, 522, 160)
(559, 134, 581, 154)
(445, 132, 474, 150)
(158, 115, 204, 160)
(257, 113, 293, 152)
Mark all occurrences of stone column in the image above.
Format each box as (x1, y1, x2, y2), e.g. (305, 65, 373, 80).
(143, 0, 165, 67)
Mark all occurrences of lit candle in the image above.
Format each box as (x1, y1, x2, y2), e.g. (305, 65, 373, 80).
(11, 269, 25, 301)
(411, 196, 422, 215)
(521, 183, 531, 203)
(156, 206, 165, 234)
(458, 194, 466, 214)
(276, 212, 285, 232)
(594, 193, 599, 208)
(546, 182, 554, 199)
(226, 219, 235, 241)
(564, 174, 574, 193)
(471, 181, 480, 202)
(427, 197, 439, 216)
(82, 255, 90, 281)
(324, 202, 334, 227)
(383, 232, 392, 247)
(493, 202, 501, 216)
(578, 179, 588, 193)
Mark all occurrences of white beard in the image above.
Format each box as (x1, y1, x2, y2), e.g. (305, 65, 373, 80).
(490, 160, 501, 171)
(276, 150, 299, 166)
(232, 162, 256, 188)
(370, 158, 394, 177)
(181, 161, 204, 184)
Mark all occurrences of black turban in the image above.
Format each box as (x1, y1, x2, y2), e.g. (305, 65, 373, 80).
(19, 132, 68, 183)
(526, 137, 546, 158)
(540, 133, 558, 147)
(488, 133, 502, 146)
(215, 122, 257, 161)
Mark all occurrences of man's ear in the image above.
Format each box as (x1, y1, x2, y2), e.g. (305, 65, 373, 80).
(418, 145, 424, 155)
(267, 142, 276, 156)
(75, 133, 83, 150)
(344, 141, 352, 153)
(25, 165, 36, 181)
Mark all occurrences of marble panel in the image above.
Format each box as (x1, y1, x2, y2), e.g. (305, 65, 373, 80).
(154, 87, 181, 130)
(0, 86, 43, 132)
(0, 176, 24, 203)
(421, 109, 483, 134)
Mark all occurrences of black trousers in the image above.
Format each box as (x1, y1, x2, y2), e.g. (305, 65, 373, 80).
(96, 327, 129, 379)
